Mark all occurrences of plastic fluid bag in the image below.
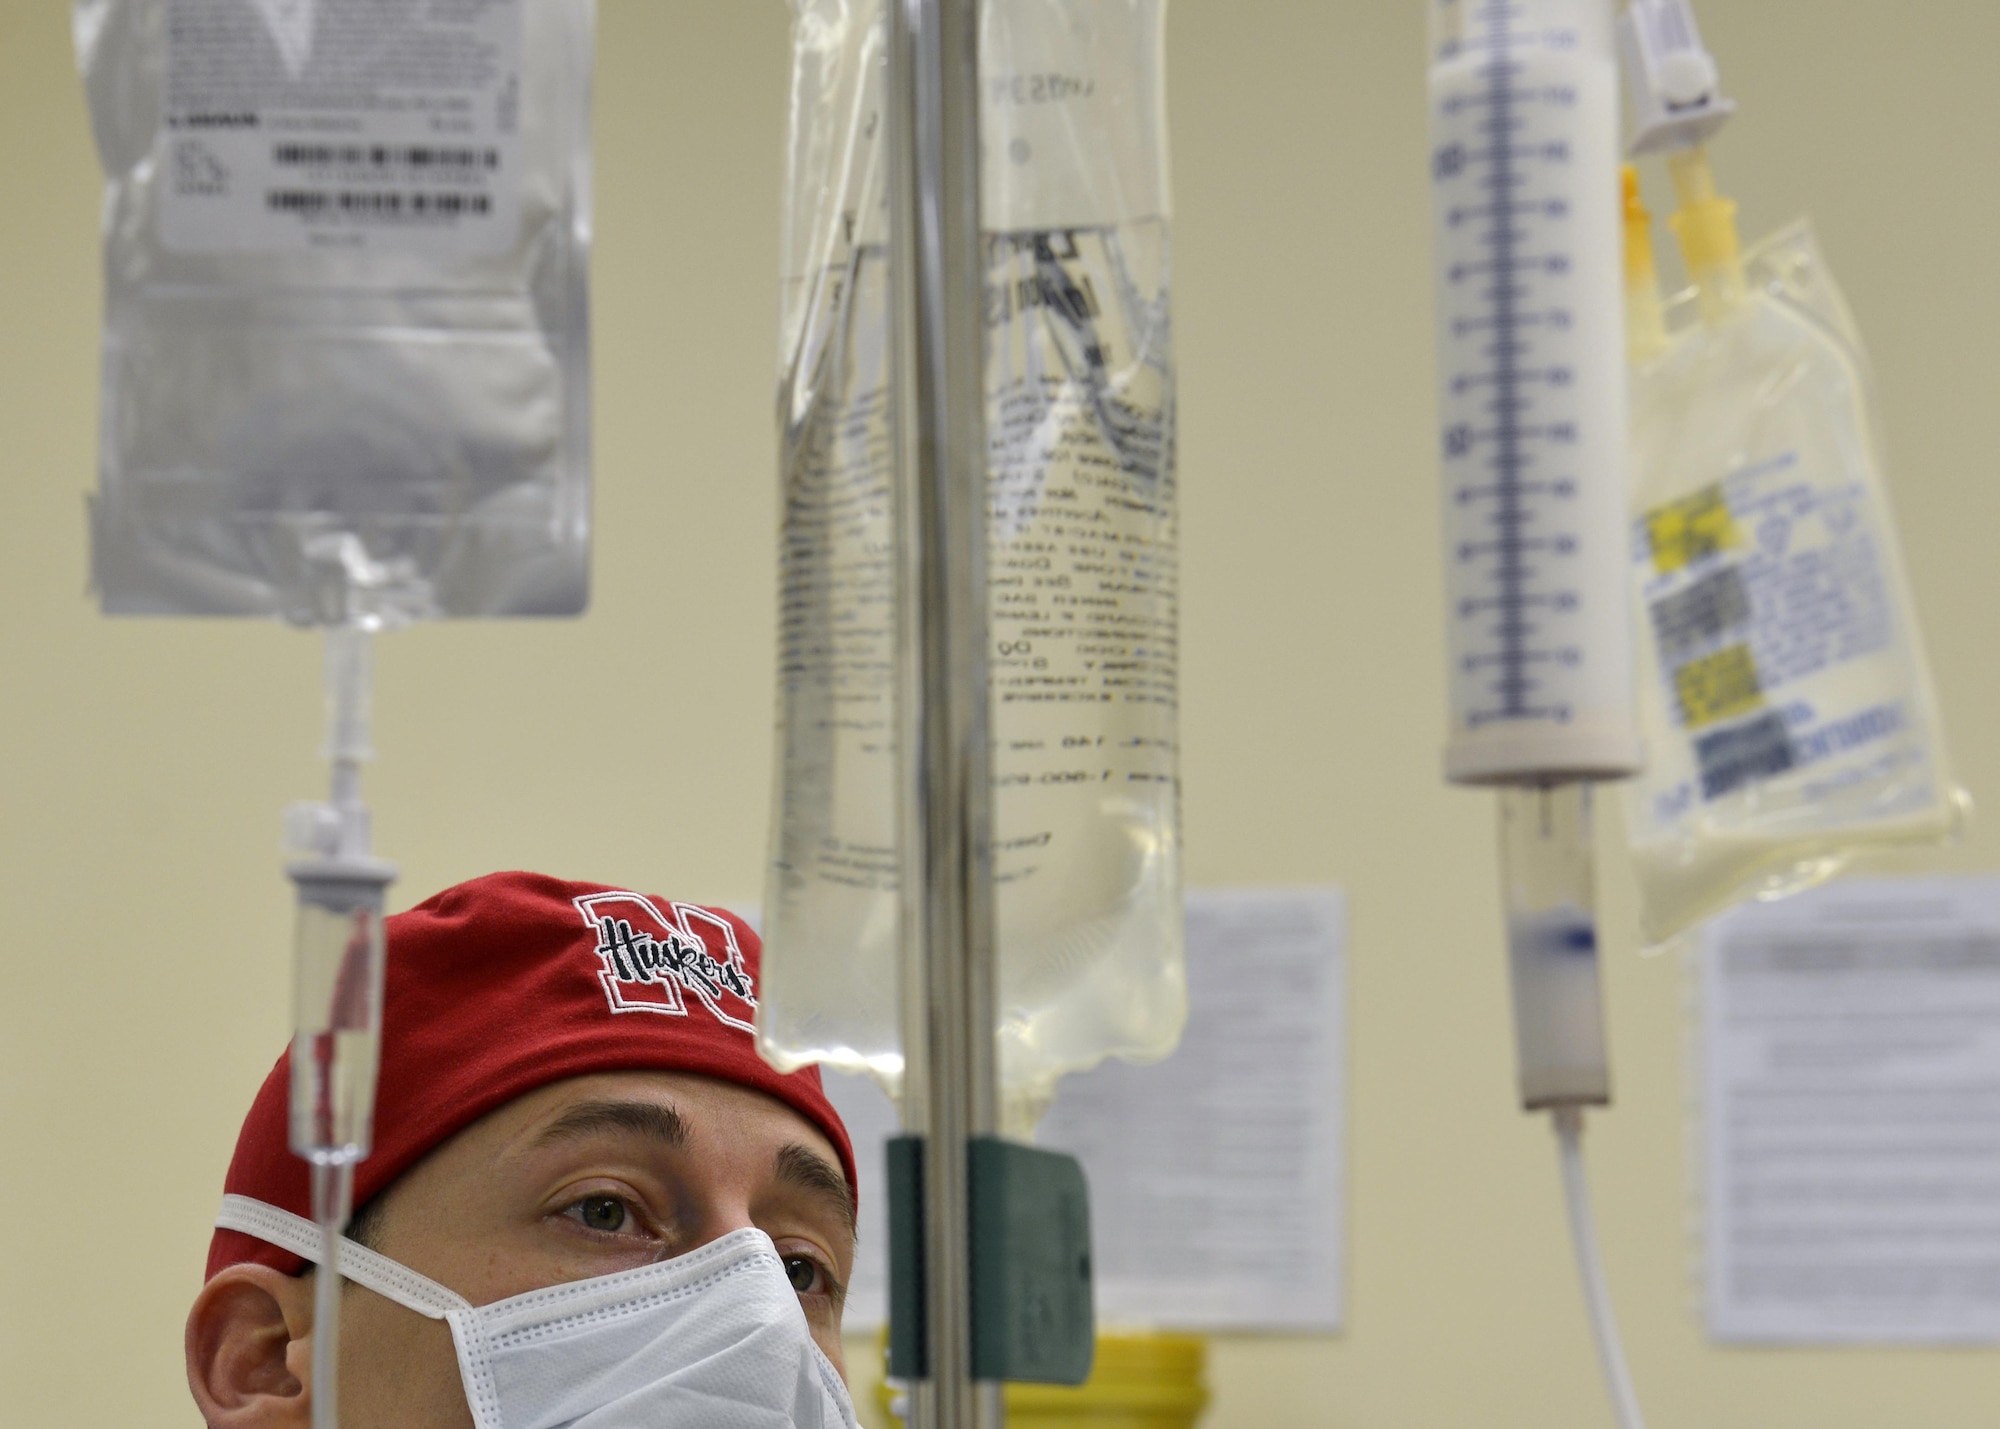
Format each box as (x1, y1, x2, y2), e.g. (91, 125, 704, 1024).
(760, 0, 1183, 1124)
(1622, 221, 1963, 942)
(75, 0, 594, 626)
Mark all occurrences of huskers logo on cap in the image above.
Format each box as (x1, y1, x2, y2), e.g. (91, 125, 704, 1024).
(572, 891, 757, 1033)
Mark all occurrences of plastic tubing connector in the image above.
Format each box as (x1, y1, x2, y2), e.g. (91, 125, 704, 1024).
(1622, 166, 1668, 365)
(1665, 145, 1746, 320)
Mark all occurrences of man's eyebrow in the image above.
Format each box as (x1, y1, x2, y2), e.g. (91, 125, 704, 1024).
(776, 1142, 856, 1233)
(532, 1099, 691, 1150)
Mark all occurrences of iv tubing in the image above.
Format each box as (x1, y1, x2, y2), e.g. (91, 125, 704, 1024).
(310, 1159, 354, 1427)
(300, 626, 384, 1429)
(1554, 1106, 1647, 1429)
(1497, 787, 1643, 1426)
(323, 627, 374, 857)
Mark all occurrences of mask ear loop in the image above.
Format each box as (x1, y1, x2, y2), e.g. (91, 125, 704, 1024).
(215, 1195, 472, 1321)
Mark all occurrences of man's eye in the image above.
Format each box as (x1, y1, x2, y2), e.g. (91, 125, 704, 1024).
(569, 1195, 629, 1233)
(783, 1254, 828, 1295)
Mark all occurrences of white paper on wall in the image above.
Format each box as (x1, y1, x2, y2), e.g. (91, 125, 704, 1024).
(1702, 875, 2000, 1344)
(822, 886, 1346, 1332)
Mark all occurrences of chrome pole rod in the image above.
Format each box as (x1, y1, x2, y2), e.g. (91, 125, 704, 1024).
(888, 0, 1000, 1426)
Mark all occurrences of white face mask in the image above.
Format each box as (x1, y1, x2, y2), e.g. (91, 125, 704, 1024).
(216, 1196, 860, 1429)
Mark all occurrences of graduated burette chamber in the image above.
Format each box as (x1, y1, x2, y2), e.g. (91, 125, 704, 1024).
(1429, 0, 1641, 786)
(1428, 6, 1649, 1426)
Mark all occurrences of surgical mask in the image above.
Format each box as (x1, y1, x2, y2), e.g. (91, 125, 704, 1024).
(216, 1196, 860, 1429)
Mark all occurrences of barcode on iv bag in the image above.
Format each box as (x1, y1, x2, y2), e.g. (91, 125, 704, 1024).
(1693, 709, 1796, 798)
(266, 190, 495, 218)
(273, 144, 501, 171)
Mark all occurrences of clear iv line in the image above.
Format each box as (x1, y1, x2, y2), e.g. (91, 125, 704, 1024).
(310, 1158, 355, 1429)
(289, 625, 397, 1429)
(1497, 781, 1647, 1428)
(1555, 1106, 1647, 1429)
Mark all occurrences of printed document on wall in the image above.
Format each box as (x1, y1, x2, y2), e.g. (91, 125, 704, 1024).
(1703, 876, 2000, 1344)
(823, 887, 1346, 1332)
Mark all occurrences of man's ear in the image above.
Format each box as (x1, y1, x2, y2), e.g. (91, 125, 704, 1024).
(185, 1264, 315, 1427)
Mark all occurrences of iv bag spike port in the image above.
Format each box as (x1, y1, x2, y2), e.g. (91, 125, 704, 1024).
(1429, 0, 1641, 785)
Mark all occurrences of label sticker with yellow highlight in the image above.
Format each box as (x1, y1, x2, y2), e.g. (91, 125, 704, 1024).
(1673, 643, 1765, 729)
(1646, 484, 1741, 574)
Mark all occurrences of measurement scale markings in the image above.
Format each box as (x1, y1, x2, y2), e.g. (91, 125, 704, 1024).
(1450, 199, 1566, 226)
(1469, 421, 1570, 445)
(1450, 254, 1570, 280)
(1444, 87, 1578, 116)
(1439, 7, 1584, 728)
(1455, 311, 1556, 335)
(1466, 646, 1556, 670)
(1457, 479, 1563, 504)
(1472, 382, 1560, 404)
(1482, 2, 1526, 724)
(1469, 144, 1569, 168)
(1486, 618, 1544, 646)
(1461, 591, 1575, 613)
(1450, 241, 1530, 282)
(1460, 534, 1571, 560)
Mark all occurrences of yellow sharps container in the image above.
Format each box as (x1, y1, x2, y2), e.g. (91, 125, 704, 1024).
(877, 1333, 1211, 1428)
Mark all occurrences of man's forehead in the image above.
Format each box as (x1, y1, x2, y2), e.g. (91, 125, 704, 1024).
(499, 1071, 856, 1230)
(495, 1069, 842, 1161)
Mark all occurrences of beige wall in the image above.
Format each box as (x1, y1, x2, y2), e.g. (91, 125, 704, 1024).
(4, 1, 1998, 1423)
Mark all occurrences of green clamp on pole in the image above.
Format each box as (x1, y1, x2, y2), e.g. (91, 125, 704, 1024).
(888, 1134, 1095, 1387)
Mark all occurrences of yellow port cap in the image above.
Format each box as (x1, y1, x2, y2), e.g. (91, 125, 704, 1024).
(1621, 164, 1657, 288)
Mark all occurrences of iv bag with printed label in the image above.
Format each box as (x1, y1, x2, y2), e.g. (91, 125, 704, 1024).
(1623, 221, 1964, 942)
(74, 0, 594, 626)
(759, 0, 1184, 1125)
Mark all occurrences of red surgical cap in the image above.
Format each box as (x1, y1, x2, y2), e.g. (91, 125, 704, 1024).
(207, 870, 855, 1280)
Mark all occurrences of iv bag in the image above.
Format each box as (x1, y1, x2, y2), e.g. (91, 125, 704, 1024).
(74, 0, 594, 627)
(760, 0, 1184, 1123)
(1622, 221, 1964, 942)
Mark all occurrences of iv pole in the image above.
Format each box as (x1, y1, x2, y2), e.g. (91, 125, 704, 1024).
(888, 1, 1004, 1426)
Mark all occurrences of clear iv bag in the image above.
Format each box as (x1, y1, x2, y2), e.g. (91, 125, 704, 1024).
(74, 0, 594, 626)
(1622, 222, 1964, 941)
(760, 0, 1184, 1120)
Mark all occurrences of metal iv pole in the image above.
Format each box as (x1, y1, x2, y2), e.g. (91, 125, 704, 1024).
(887, 0, 1005, 1426)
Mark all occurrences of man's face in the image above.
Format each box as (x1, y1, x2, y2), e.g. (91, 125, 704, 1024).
(188, 1069, 855, 1427)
